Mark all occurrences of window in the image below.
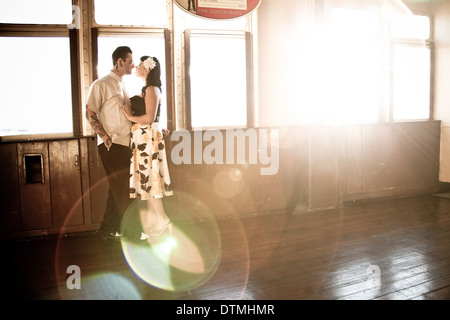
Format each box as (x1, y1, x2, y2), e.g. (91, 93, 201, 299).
(0, 0, 74, 138)
(390, 14, 430, 40)
(182, 8, 252, 129)
(0, 0, 254, 139)
(188, 32, 248, 129)
(0, 0, 72, 25)
(291, 6, 432, 125)
(0, 37, 73, 137)
(328, 8, 382, 125)
(97, 35, 168, 126)
(94, 0, 168, 27)
(93, 0, 172, 130)
(391, 14, 431, 121)
(392, 45, 431, 120)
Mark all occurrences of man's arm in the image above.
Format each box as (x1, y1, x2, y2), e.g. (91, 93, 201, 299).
(86, 106, 112, 150)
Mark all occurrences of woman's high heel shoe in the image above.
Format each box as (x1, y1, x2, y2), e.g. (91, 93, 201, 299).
(149, 221, 172, 237)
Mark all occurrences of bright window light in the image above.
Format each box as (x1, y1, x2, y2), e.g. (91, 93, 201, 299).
(296, 8, 381, 125)
(391, 14, 430, 40)
(0, 37, 73, 137)
(189, 34, 247, 128)
(94, 0, 167, 27)
(393, 45, 430, 120)
(97, 36, 167, 125)
(0, 0, 72, 24)
(328, 9, 382, 125)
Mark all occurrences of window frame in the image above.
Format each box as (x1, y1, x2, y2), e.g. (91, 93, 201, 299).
(0, 23, 80, 141)
(91, 27, 175, 131)
(90, 0, 174, 131)
(389, 37, 433, 123)
(387, 12, 433, 123)
(0, 0, 257, 141)
(184, 29, 254, 130)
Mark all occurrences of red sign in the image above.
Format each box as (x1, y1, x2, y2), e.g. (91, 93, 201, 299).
(195, 0, 261, 19)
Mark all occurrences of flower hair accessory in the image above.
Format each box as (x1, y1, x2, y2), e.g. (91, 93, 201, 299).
(143, 57, 157, 71)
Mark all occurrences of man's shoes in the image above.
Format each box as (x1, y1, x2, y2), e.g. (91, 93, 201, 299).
(122, 232, 149, 244)
(99, 230, 150, 244)
(99, 230, 122, 242)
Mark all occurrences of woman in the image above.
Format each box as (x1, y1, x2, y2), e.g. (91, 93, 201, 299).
(122, 56, 173, 238)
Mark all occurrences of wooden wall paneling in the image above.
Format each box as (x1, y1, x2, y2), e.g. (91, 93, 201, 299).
(165, 130, 213, 221)
(258, 127, 307, 214)
(202, 130, 239, 217)
(17, 142, 52, 231)
(309, 126, 339, 209)
(387, 123, 417, 189)
(340, 126, 363, 196)
(79, 138, 93, 226)
(377, 124, 392, 191)
(419, 121, 441, 186)
(291, 126, 310, 212)
(168, 164, 215, 221)
(392, 122, 440, 188)
(87, 137, 107, 225)
(338, 127, 349, 197)
(0, 143, 21, 233)
(415, 121, 440, 186)
(235, 163, 261, 215)
(162, 137, 181, 221)
(362, 124, 380, 194)
(340, 122, 440, 203)
(49, 140, 84, 228)
(207, 163, 254, 217)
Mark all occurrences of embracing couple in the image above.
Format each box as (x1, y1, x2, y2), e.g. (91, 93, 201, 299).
(86, 46, 173, 243)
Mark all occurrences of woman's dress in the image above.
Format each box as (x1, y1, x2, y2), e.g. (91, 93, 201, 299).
(129, 95, 173, 200)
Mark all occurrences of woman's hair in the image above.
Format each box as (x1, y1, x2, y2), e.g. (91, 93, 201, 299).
(141, 55, 162, 96)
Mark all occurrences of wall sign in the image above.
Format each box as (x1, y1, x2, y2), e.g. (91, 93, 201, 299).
(174, 0, 261, 19)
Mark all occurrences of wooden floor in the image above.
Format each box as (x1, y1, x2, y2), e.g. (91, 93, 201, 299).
(3, 194, 450, 300)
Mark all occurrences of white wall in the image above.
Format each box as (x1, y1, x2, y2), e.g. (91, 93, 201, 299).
(434, 0, 450, 182)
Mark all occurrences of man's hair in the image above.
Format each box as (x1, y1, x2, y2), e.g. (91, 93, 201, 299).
(112, 46, 132, 66)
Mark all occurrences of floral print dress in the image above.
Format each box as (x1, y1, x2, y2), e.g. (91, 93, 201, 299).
(129, 95, 173, 200)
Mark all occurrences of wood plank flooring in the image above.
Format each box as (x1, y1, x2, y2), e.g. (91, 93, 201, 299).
(2, 194, 450, 300)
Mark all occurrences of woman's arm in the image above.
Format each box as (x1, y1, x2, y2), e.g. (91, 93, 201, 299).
(122, 86, 160, 125)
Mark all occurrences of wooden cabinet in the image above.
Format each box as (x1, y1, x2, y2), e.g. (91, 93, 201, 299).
(49, 140, 84, 228)
(86, 137, 108, 225)
(0, 137, 103, 238)
(339, 121, 441, 202)
(309, 126, 339, 209)
(0, 143, 20, 232)
(0, 121, 442, 239)
(17, 142, 53, 231)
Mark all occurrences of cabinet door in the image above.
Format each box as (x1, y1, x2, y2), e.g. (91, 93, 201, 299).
(87, 137, 108, 224)
(309, 127, 339, 209)
(381, 122, 440, 190)
(0, 143, 21, 232)
(49, 140, 84, 228)
(18, 142, 52, 230)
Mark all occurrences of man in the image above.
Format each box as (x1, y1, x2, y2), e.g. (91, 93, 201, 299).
(188, 0, 196, 12)
(86, 46, 138, 241)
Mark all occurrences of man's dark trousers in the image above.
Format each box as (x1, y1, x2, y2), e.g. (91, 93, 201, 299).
(98, 143, 141, 239)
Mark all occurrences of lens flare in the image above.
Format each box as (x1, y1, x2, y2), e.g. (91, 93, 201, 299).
(120, 191, 223, 292)
(60, 273, 141, 300)
(55, 169, 253, 298)
(213, 167, 245, 199)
